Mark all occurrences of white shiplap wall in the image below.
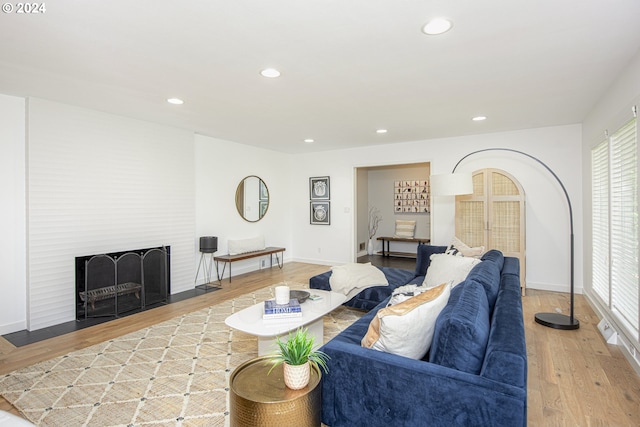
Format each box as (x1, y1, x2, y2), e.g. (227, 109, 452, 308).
(27, 98, 196, 330)
(0, 94, 27, 334)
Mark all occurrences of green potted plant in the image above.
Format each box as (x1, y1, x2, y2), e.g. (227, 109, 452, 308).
(267, 327, 330, 389)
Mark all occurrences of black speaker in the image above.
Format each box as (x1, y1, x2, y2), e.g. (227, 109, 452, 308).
(199, 236, 218, 253)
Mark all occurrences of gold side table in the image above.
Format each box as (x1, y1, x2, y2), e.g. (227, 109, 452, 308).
(230, 357, 321, 427)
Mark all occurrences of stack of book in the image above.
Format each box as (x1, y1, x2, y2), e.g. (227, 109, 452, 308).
(263, 299, 302, 319)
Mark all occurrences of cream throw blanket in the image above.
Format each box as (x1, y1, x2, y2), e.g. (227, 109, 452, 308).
(329, 262, 389, 299)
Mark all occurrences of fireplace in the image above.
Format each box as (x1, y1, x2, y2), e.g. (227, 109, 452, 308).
(75, 246, 170, 320)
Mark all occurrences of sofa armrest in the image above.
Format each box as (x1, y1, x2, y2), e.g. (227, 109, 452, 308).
(481, 273, 527, 388)
(320, 339, 526, 427)
(309, 271, 332, 291)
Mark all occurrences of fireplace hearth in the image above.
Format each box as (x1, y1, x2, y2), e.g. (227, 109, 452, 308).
(75, 246, 170, 320)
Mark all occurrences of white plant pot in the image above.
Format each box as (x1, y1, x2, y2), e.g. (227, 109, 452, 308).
(283, 362, 310, 390)
(367, 238, 374, 255)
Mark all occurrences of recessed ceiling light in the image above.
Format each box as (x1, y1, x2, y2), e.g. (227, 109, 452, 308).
(472, 116, 487, 121)
(376, 129, 388, 134)
(167, 98, 184, 105)
(422, 18, 453, 35)
(260, 68, 281, 78)
(304, 139, 314, 143)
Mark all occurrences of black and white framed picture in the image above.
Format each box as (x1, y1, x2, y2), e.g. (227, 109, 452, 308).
(394, 180, 429, 213)
(259, 201, 268, 218)
(310, 201, 331, 225)
(259, 180, 268, 200)
(310, 176, 330, 200)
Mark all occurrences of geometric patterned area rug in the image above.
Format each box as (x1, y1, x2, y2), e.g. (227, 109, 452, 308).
(0, 282, 364, 426)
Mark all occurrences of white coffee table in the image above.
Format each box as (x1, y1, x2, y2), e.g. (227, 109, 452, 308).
(225, 289, 347, 356)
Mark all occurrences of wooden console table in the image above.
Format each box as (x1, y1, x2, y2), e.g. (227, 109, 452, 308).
(214, 247, 285, 283)
(377, 237, 430, 258)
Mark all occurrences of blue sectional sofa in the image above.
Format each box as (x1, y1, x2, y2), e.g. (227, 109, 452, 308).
(309, 245, 527, 427)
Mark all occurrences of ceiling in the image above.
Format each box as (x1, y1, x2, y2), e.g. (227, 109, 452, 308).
(2, 1, 640, 154)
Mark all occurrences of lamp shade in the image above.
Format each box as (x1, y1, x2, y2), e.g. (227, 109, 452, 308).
(199, 236, 218, 253)
(430, 172, 473, 196)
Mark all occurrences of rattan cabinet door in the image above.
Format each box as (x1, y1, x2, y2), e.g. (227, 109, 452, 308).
(456, 169, 526, 294)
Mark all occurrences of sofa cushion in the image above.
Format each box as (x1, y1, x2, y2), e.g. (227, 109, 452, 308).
(414, 245, 447, 277)
(329, 262, 388, 298)
(362, 282, 450, 359)
(423, 253, 481, 288)
(446, 236, 485, 258)
(466, 261, 501, 309)
(429, 280, 491, 375)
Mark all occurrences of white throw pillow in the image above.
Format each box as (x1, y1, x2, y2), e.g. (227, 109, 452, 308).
(361, 282, 451, 359)
(228, 236, 265, 255)
(423, 253, 481, 288)
(387, 284, 429, 306)
(330, 263, 389, 297)
(446, 237, 485, 258)
(394, 220, 416, 238)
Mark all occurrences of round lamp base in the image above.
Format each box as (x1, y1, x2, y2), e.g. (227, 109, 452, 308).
(535, 312, 579, 330)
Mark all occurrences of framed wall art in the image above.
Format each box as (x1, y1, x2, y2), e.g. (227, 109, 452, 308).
(259, 180, 268, 200)
(394, 180, 430, 213)
(310, 176, 330, 200)
(310, 201, 331, 225)
(259, 200, 268, 218)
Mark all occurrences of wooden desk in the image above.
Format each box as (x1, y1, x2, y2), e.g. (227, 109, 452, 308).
(377, 237, 430, 258)
(214, 247, 285, 283)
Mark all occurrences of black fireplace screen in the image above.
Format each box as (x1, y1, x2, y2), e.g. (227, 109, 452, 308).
(76, 246, 170, 320)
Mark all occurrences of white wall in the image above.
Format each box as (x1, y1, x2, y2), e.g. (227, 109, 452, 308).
(290, 154, 360, 266)
(194, 134, 293, 281)
(582, 51, 640, 148)
(0, 94, 27, 334)
(355, 168, 369, 253)
(291, 124, 583, 294)
(26, 98, 196, 330)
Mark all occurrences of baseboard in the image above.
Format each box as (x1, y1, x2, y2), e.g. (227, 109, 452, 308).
(0, 320, 27, 335)
(524, 281, 584, 295)
(291, 257, 339, 267)
(584, 293, 640, 376)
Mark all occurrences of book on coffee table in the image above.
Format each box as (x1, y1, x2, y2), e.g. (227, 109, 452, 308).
(263, 299, 302, 319)
(262, 311, 303, 320)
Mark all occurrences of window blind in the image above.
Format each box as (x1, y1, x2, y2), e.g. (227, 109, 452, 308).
(609, 117, 639, 337)
(591, 140, 609, 305)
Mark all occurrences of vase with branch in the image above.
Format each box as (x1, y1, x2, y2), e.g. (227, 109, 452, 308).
(368, 207, 382, 255)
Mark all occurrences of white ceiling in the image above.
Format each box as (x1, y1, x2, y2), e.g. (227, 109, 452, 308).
(2, 1, 640, 153)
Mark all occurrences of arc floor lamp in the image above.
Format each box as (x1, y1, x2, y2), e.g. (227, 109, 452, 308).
(431, 148, 579, 330)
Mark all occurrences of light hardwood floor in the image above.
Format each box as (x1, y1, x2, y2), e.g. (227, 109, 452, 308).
(2, 262, 640, 426)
